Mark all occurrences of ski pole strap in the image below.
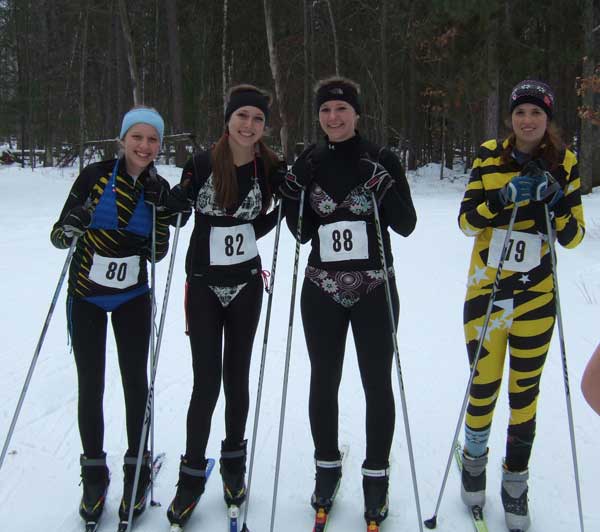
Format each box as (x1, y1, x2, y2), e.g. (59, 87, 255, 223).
(180, 464, 210, 477)
(80, 455, 107, 467)
(124, 454, 150, 466)
(315, 458, 343, 468)
(261, 269, 271, 294)
(221, 448, 246, 459)
(362, 467, 390, 478)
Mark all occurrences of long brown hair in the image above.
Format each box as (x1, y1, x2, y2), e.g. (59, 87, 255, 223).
(212, 84, 280, 212)
(500, 118, 565, 171)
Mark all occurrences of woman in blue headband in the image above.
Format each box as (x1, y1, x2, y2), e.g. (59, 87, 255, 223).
(50, 105, 172, 529)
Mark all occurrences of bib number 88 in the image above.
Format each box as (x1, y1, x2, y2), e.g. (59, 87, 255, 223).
(332, 229, 353, 252)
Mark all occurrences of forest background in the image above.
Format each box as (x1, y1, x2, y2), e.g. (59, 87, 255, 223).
(1, 0, 599, 192)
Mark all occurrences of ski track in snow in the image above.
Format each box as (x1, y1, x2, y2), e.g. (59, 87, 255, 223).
(0, 162, 599, 531)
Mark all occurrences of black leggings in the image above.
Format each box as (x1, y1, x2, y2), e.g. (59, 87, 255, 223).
(300, 278, 399, 469)
(68, 293, 150, 458)
(184, 275, 263, 464)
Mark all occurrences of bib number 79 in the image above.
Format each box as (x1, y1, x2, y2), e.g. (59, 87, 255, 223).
(504, 238, 526, 263)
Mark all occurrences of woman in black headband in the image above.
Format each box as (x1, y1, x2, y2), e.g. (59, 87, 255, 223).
(458, 79, 585, 531)
(281, 76, 417, 530)
(165, 84, 284, 528)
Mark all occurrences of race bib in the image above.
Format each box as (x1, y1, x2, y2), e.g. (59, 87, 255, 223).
(319, 220, 369, 262)
(89, 254, 140, 289)
(487, 229, 542, 273)
(210, 224, 258, 265)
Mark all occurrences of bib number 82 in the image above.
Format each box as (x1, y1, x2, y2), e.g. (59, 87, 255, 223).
(225, 234, 245, 257)
(332, 229, 353, 252)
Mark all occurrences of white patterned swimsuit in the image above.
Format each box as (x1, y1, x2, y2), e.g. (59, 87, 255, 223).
(307, 183, 394, 308)
(197, 173, 262, 307)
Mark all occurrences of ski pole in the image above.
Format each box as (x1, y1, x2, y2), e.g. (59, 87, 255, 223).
(149, 204, 157, 504)
(371, 193, 424, 532)
(125, 212, 183, 531)
(269, 190, 305, 532)
(0, 236, 78, 473)
(425, 204, 520, 529)
(543, 203, 585, 532)
(241, 200, 284, 532)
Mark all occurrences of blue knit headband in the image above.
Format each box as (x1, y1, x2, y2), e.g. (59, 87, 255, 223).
(120, 108, 165, 144)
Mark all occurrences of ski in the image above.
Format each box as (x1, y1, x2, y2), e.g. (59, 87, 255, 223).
(454, 443, 489, 532)
(366, 521, 380, 531)
(116, 452, 166, 532)
(311, 445, 350, 532)
(227, 504, 240, 532)
(168, 458, 216, 531)
(84, 521, 100, 532)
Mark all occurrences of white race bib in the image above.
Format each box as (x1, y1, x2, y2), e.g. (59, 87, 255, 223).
(319, 220, 369, 262)
(210, 224, 258, 265)
(487, 229, 542, 273)
(89, 254, 140, 289)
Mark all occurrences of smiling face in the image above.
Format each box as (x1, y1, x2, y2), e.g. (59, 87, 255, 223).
(227, 105, 266, 152)
(318, 100, 358, 142)
(511, 103, 548, 153)
(121, 123, 161, 176)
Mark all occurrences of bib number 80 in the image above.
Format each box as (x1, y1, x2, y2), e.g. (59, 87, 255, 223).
(106, 261, 128, 282)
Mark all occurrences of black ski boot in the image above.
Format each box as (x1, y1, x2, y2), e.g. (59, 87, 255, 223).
(310, 453, 343, 513)
(79, 453, 110, 522)
(220, 439, 247, 507)
(362, 464, 390, 525)
(119, 451, 152, 521)
(501, 465, 531, 531)
(461, 449, 488, 508)
(167, 456, 210, 526)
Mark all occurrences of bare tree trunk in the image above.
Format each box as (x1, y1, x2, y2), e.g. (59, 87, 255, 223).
(324, 0, 339, 76)
(263, 0, 291, 160)
(380, 0, 389, 145)
(222, 0, 229, 111)
(579, 0, 594, 194)
(79, 2, 89, 173)
(117, 0, 140, 105)
(165, 0, 186, 166)
(303, 0, 310, 150)
(484, 22, 499, 139)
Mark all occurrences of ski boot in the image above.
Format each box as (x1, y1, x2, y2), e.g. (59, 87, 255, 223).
(119, 451, 152, 522)
(461, 449, 488, 507)
(167, 456, 210, 526)
(501, 465, 531, 531)
(79, 452, 110, 522)
(362, 464, 390, 526)
(220, 439, 247, 507)
(310, 452, 343, 513)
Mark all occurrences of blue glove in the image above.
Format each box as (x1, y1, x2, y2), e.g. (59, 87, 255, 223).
(533, 171, 564, 208)
(498, 174, 536, 205)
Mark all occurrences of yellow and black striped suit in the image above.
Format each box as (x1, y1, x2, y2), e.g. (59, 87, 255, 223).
(458, 139, 584, 470)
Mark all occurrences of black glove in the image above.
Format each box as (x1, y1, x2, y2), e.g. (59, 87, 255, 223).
(166, 183, 194, 213)
(279, 153, 314, 200)
(360, 158, 394, 205)
(141, 169, 168, 209)
(62, 205, 91, 238)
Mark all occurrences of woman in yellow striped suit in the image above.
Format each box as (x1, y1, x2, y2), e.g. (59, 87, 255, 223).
(457, 80, 585, 531)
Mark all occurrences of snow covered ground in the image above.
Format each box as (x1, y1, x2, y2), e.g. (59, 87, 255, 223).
(0, 161, 599, 531)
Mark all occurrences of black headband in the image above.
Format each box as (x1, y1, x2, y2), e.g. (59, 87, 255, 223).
(225, 90, 270, 123)
(315, 83, 361, 114)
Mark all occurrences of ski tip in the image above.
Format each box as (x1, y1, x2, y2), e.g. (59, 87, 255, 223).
(424, 515, 438, 529)
(366, 521, 380, 532)
(169, 525, 184, 532)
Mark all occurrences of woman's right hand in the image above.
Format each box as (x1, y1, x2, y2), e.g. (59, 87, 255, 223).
(62, 205, 91, 237)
